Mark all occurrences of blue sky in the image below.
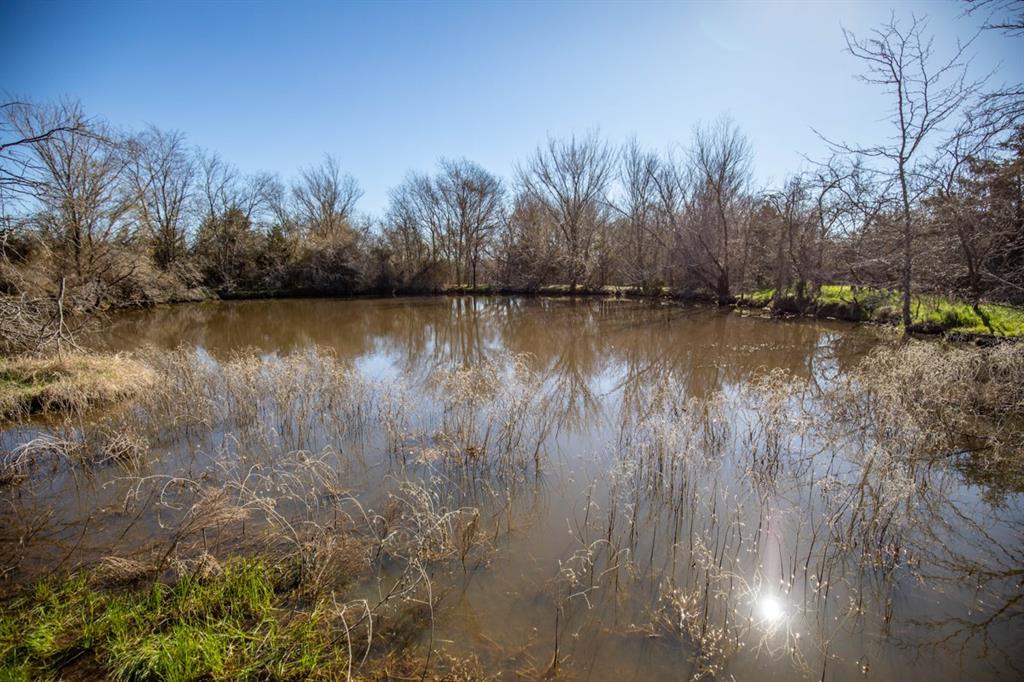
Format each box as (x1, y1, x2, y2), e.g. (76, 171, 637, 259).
(2, 0, 1021, 215)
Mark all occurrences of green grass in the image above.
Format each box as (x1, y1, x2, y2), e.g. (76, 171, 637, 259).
(738, 287, 776, 307)
(911, 296, 1024, 336)
(0, 559, 346, 681)
(737, 285, 1024, 337)
(0, 375, 46, 408)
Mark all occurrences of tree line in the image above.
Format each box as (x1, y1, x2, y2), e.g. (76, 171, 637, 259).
(1, 11, 1022, 353)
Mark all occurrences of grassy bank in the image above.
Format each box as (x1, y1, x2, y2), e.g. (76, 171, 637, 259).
(0, 559, 296, 680)
(0, 556, 423, 681)
(0, 353, 155, 421)
(737, 285, 1024, 337)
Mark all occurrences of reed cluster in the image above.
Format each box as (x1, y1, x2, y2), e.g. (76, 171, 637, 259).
(0, 339, 1022, 679)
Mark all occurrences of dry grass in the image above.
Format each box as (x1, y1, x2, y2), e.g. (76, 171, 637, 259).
(540, 340, 1024, 680)
(0, 347, 509, 678)
(837, 339, 1024, 490)
(1, 339, 1023, 679)
(0, 352, 155, 421)
(851, 339, 1024, 419)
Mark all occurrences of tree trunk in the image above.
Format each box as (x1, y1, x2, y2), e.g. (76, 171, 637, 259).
(717, 271, 730, 305)
(772, 222, 788, 310)
(899, 166, 913, 331)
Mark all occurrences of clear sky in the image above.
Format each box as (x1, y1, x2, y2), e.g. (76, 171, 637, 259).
(2, 0, 1021, 216)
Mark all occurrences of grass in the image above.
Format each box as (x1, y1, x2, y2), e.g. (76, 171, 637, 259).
(0, 336, 1022, 678)
(0, 348, 506, 679)
(738, 287, 775, 307)
(0, 353, 155, 421)
(912, 296, 1024, 336)
(0, 558, 347, 681)
(737, 284, 1024, 337)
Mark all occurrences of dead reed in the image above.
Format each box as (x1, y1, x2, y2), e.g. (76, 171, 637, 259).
(1, 339, 1022, 679)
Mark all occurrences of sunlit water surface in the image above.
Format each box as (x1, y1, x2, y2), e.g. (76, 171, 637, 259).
(2, 297, 1021, 680)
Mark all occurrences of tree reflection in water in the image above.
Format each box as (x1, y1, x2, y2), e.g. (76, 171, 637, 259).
(1, 296, 1018, 680)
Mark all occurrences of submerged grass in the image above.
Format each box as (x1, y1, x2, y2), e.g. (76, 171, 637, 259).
(0, 348, 508, 680)
(737, 284, 1024, 336)
(842, 339, 1024, 494)
(1, 332, 1023, 679)
(549, 339, 1024, 680)
(0, 353, 155, 421)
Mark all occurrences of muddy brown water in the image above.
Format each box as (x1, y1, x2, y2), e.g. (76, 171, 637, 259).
(2, 296, 1021, 680)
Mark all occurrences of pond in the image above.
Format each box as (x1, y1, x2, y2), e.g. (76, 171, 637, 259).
(2, 296, 1021, 680)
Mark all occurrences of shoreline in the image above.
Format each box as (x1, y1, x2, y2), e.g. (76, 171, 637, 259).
(134, 285, 1023, 344)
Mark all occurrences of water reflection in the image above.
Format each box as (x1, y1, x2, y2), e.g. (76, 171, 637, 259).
(1, 297, 1017, 681)
(100, 297, 872, 406)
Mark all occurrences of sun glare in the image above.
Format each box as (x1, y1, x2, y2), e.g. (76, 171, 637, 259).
(758, 595, 785, 623)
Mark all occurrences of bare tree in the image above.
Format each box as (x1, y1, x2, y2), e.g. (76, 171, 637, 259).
(196, 151, 274, 225)
(807, 159, 851, 293)
(379, 197, 436, 290)
(517, 133, 614, 291)
(963, 1, 1024, 149)
(291, 154, 362, 240)
(763, 176, 807, 307)
(387, 171, 445, 271)
(0, 101, 101, 354)
(647, 148, 693, 290)
(190, 152, 277, 290)
(126, 126, 195, 270)
(929, 119, 1024, 307)
(435, 158, 504, 287)
(385, 159, 504, 288)
(7, 100, 137, 307)
(825, 14, 983, 328)
(826, 159, 900, 291)
(764, 171, 847, 307)
(965, 0, 1024, 36)
(649, 119, 753, 301)
(1, 100, 88, 212)
(196, 151, 236, 222)
(496, 191, 561, 289)
(612, 138, 662, 288)
(262, 175, 294, 232)
(689, 118, 754, 302)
